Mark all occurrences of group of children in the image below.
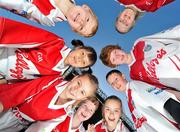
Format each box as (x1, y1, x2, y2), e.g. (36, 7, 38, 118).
(0, 0, 179, 132)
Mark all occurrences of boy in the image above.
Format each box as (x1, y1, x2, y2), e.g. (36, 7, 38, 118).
(115, 0, 174, 33)
(100, 24, 180, 91)
(106, 70, 180, 131)
(0, 0, 98, 37)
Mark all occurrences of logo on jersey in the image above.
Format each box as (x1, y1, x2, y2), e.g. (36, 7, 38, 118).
(10, 49, 30, 79)
(144, 44, 152, 52)
(146, 87, 163, 95)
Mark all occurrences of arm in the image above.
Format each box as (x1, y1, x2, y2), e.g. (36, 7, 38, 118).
(166, 89, 180, 101)
(0, 17, 63, 48)
(0, 0, 54, 26)
(140, 24, 180, 42)
(0, 75, 60, 111)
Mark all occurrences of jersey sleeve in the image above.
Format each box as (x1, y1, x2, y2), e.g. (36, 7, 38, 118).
(25, 115, 67, 132)
(0, 75, 60, 110)
(0, 17, 64, 48)
(140, 24, 180, 42)
(0, 0, 54, 26)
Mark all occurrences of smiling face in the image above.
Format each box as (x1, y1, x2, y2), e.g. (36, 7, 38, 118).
(65, 75, 96, 100)
(116, 8, 137, 33)
(107, 72, 127, 92)
(66, 4, 97, 37)
(109, 49, 128, 66)
(66, 48, 92, 68)
(103, 99, 122, 130)
(76, 100, 96, 122)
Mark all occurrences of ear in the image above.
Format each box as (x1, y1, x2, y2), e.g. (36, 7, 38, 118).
(82, 4, 90, 11)
(121, 74, 126, 79)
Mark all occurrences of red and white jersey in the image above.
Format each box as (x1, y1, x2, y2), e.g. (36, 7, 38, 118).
(126, 80, 179, 131)
(0, 0, 69, 26)
(116, 0, 174, 12)
(94, 119, 130, 132)
(0, 75, 75, 121)
(0, 17, 71, 80)
(26, 111, 85, 132)
(129, 24, 180, 91)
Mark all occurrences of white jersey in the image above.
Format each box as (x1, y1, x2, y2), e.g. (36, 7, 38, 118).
(126, 80, 179, 132)
(129, 24, 180, 91)
(0, 0, 69, 26)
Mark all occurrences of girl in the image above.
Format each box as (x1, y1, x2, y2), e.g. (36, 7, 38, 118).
(0, 73, 99, 131)
(0, 17, 97, 83)
(100, 24, 180, 91)
(0, 0, 98, 37)
(26, 97, 99, 132)
(88, 95, 129, 132)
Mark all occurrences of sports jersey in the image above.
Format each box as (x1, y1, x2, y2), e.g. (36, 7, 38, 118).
(0, 17, 71, 80)
(126, 80, 179, 131)
(0, 75, 75, 121)
(94, 119, 129, 132)
(116, 0, 174, 12)
(129, 24, 180, 91)
(25, 110, 85, 132)
(0, 0, 70, 26)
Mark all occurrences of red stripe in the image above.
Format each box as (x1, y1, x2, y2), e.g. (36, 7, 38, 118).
(169, 56, 180, 71)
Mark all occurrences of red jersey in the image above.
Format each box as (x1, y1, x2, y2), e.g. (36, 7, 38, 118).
(0, 17, 71, 80)
(117, 0, 174, 12)
(0, 75, 75, 121)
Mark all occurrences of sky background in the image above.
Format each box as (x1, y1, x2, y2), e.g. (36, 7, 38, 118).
(0, 0, 180, 121)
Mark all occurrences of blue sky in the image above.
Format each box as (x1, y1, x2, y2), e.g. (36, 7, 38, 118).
(0, 0, 180, 120)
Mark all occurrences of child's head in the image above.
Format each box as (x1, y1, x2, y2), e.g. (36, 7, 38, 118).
(106, 70, 127, 92)
(66, 40, 97, 68)
(75, 97, 99, 122)
(102, 96, 123, 130)
(65, 73, 99, 100)
(100, 45, 128, 68)
(66, 4, 98, 37)
(115, 8, 139, 34)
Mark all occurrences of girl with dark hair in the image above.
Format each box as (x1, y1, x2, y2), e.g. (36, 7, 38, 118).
(0, 17, 97, 83)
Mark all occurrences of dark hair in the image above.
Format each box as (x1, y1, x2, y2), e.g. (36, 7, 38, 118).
(106, 69, 122, 80)
(104, 95, 122, 105)
(72, 39, 97, 68)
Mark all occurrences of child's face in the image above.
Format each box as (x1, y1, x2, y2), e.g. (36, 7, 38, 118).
(65, 75, 96, 100)
(116, 8, 136, 33)
(109, 49, 128, 66)
(107, 72, 127, 92)
(67, 48, 92, 68)
(103, 99, 122, 129)
(76, 100, 96, 122)
(66, 4, 97, 37)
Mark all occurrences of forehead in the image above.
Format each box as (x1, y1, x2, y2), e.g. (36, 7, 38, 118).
(108, 73, 120, 82)
(83, 100, 96, 109)
(105, 99, 121, 109)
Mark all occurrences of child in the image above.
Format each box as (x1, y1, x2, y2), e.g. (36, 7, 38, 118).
(0, 17, 97, 82)
(0, 0, 98, 37)
(88, 95, 129, 132)
(26, 96, 99, 132)
(106, 70, 180, 131)
(115, 0, 174, 33)
(0, 73, 99, 131)
(100, 24, 180, 91)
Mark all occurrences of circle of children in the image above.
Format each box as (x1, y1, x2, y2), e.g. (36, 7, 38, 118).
(0, 0, 179, 132)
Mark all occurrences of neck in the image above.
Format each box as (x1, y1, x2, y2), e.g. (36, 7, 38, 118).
(125, 53, 133, 65)
(54, 0, 75, 16)
(72, 113, 82, 130)
(64, 55, 69, 66)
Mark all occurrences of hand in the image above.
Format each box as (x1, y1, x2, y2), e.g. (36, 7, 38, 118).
(87, 124, 95, 132)
(0, 101, 3, 113)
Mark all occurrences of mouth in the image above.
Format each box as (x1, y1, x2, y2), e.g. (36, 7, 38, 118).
(81, 112, 87, 119)
(74, 13, 80, 22)
(108, 117, 115, 122)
